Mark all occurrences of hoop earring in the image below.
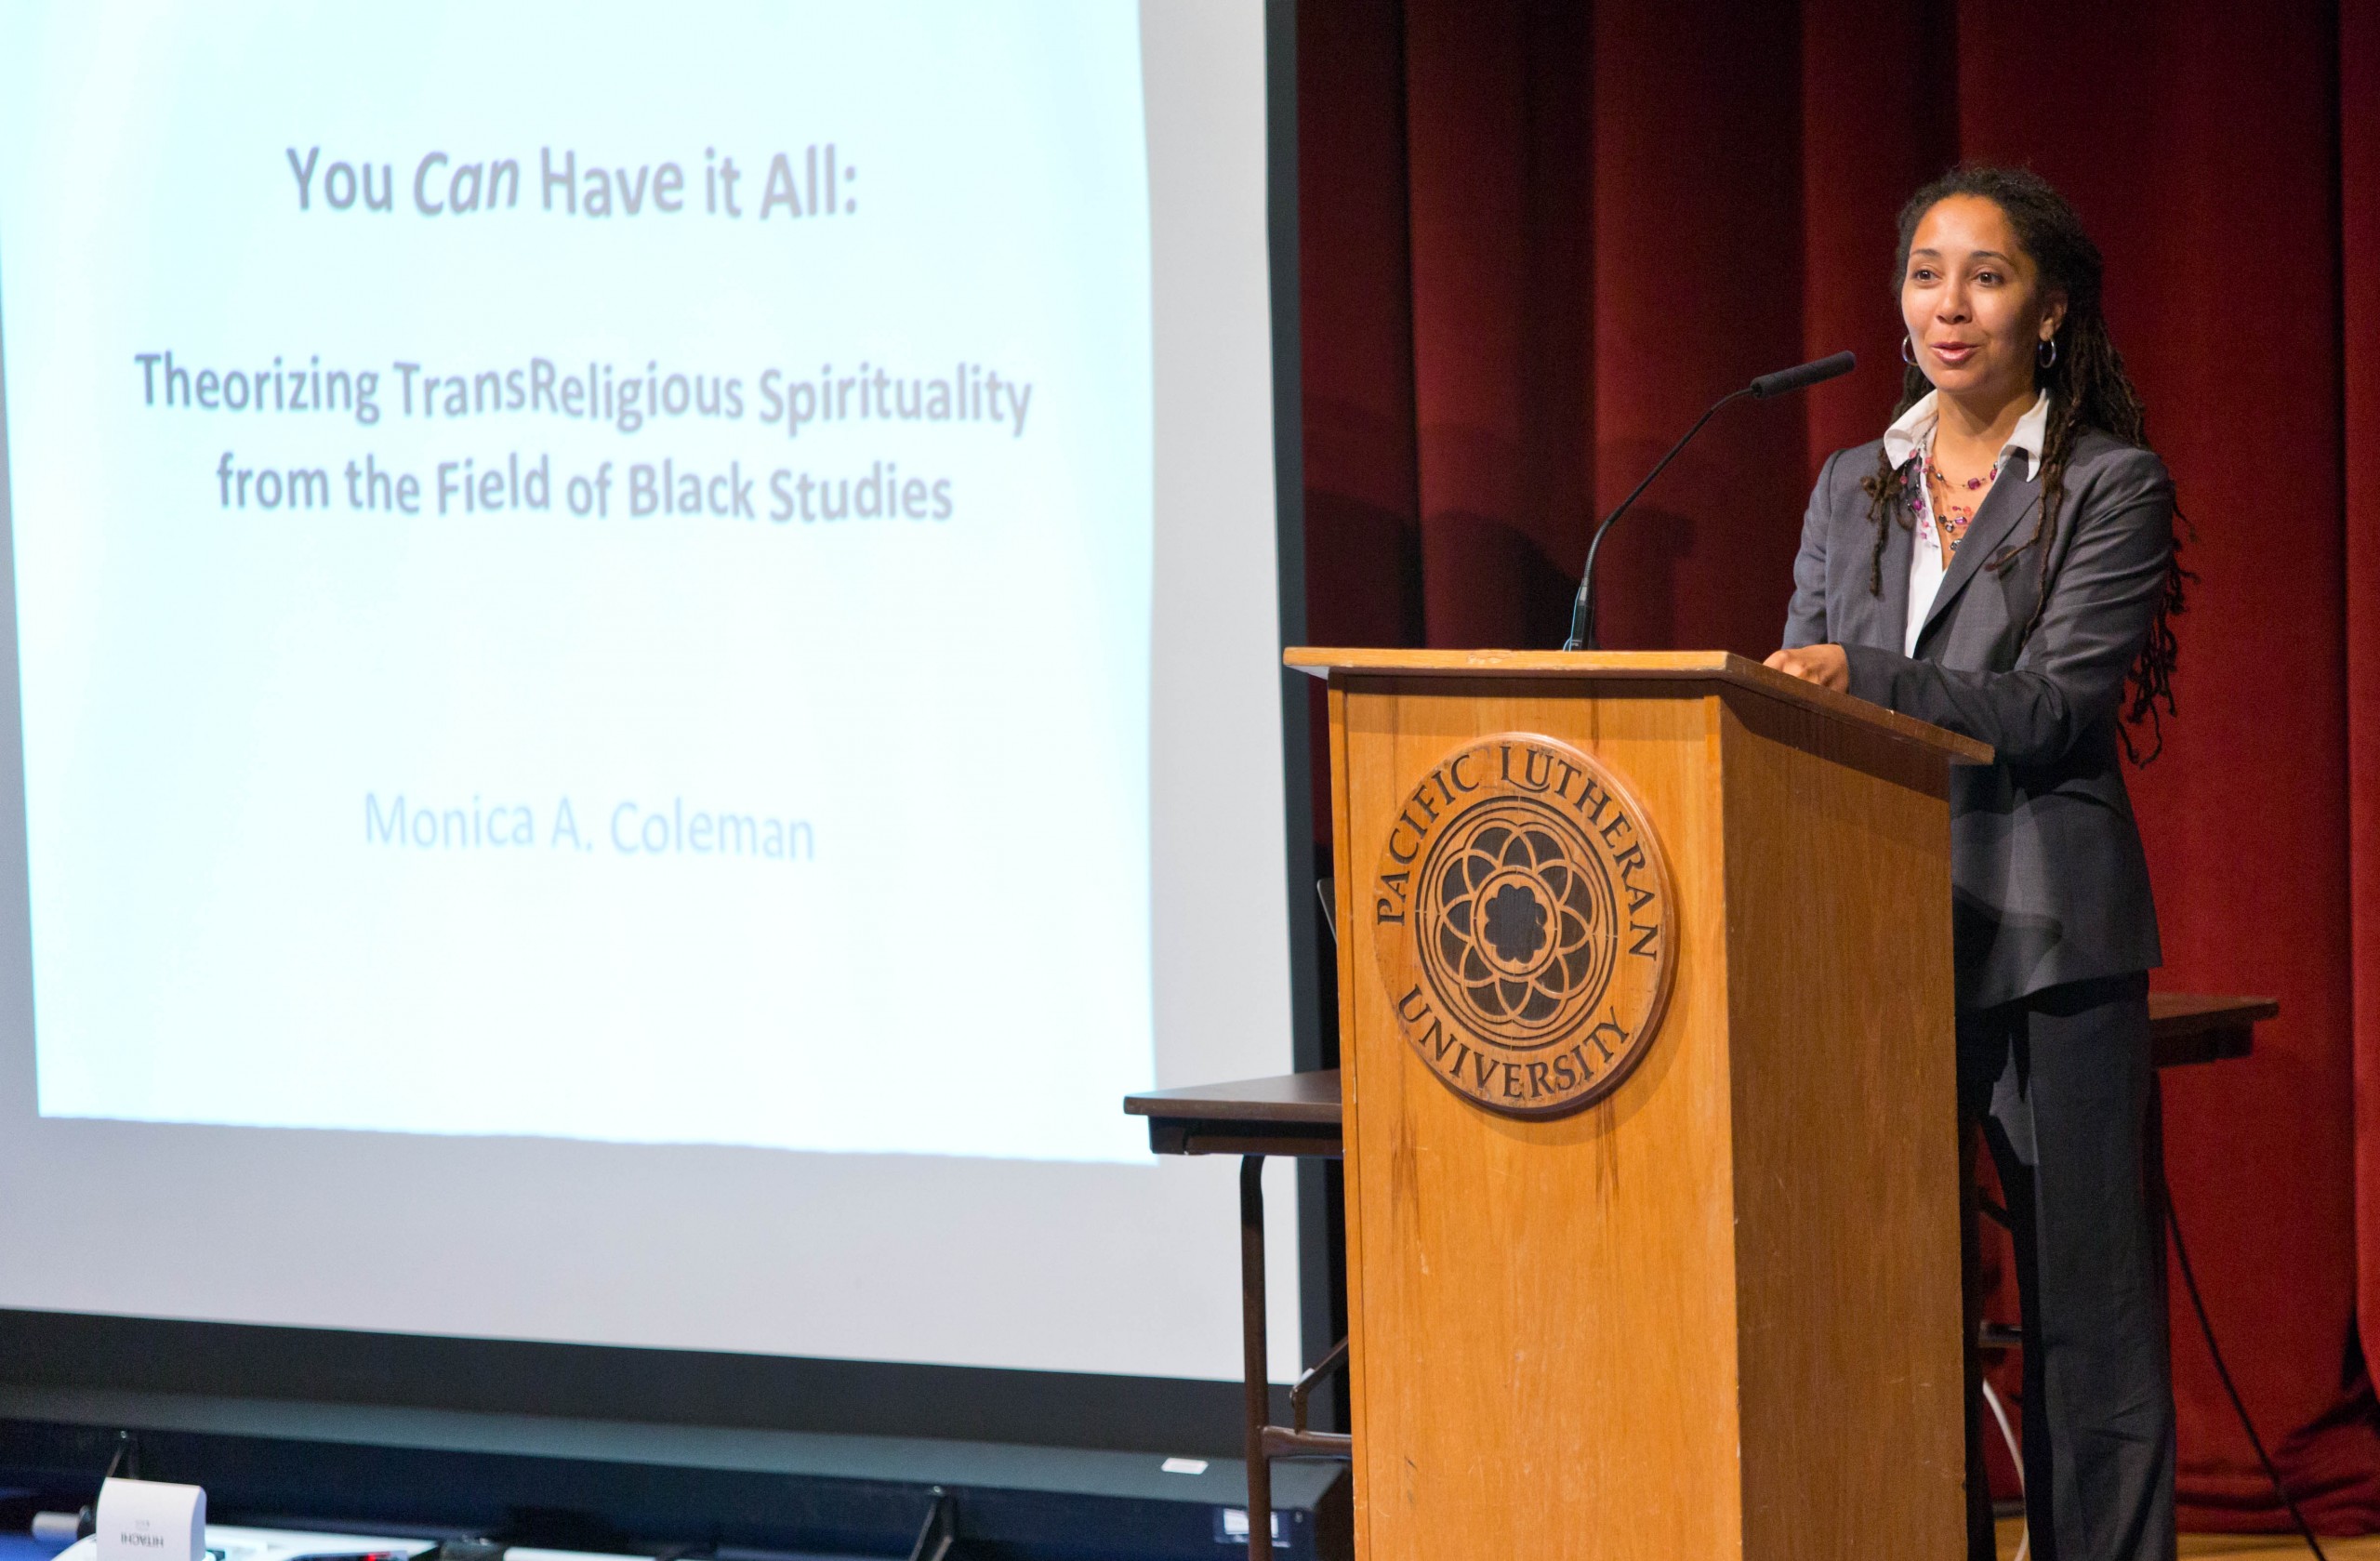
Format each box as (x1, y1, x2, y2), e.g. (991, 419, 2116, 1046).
(2038, 337, 2059, 368)
(1900, 336, 1917, 366)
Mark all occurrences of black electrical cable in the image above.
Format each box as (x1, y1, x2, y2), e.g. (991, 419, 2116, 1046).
(66, 1431, 139, 1539)
(2167, 1195, 2330, 1560)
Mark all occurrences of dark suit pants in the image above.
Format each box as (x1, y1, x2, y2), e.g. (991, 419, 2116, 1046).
(1960, 972, 2175, 1561)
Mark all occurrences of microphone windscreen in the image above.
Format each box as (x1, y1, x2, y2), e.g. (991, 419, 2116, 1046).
(1748, 351, 1857, 399)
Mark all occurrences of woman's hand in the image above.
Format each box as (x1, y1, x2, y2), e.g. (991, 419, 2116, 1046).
(1764, 643, 1851, 693)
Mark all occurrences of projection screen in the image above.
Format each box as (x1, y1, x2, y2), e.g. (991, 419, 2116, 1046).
(0, 0, 1309, 1391)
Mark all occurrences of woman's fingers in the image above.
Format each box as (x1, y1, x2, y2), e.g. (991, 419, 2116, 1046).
(1765, 644, 1850, 692)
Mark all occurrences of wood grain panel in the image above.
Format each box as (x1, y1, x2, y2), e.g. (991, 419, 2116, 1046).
(1716, 687, 1965, 1560)
(1337, 679, 1744, 1561)
(1329, 680, 1379, 1560)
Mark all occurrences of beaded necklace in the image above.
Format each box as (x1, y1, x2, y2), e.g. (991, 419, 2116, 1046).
(1920, 449, 2003, 560)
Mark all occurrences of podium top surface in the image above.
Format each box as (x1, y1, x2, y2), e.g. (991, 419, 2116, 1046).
(1284, 647, 1995, 765)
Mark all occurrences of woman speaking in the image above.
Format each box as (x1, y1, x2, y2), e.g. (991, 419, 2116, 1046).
(1765, 166, 2187, 1561)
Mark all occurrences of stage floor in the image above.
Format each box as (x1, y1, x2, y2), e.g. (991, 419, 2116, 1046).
(1998, 1522, 2380, 1558)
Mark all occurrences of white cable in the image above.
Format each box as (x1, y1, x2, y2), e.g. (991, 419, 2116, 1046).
(30, 1513, 82, 1545)
(1981, 1378, 2028, 1561)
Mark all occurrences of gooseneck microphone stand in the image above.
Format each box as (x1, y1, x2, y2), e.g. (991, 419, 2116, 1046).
(1562, 351, 1856, 651)
(1563, 388, 1750, 651)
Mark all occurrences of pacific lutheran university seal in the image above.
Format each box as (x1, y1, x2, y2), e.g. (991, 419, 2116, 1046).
(1372, 734, 1676, 1118)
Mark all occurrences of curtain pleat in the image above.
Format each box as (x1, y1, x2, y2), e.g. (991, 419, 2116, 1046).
(1589, 0, 1806, 655)
(2347, 0, 2380, 1527)
(1405, 0, 1593, 649)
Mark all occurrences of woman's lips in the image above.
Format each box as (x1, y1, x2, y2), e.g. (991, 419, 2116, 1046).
(1929, 340, 1979, 365)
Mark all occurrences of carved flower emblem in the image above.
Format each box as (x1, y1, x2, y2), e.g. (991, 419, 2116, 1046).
(1435, 823, 1599, 1025)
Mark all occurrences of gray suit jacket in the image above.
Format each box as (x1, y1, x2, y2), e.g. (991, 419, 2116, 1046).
(1782, 426, 2174, 1012)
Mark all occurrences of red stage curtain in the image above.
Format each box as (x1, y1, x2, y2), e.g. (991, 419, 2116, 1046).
(2347, 0, 2380, 1528)
(1297, 0, 2380, 1530)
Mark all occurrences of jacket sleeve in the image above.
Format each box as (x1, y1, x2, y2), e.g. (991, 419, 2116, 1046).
(1780, 449, 1843, 649)
(1839, 450, 2173, 768)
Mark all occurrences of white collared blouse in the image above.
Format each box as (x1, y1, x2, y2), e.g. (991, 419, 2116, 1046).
(1879, 389, 2052, 655)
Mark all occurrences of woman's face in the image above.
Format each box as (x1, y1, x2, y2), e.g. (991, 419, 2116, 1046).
(1900, 194, 2065, 408)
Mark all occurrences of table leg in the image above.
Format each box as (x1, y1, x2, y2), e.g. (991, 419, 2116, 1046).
(1241, 1154, 1272, 1561)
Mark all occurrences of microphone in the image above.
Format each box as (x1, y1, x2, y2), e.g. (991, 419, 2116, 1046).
(1748, 349, 1856, 400)
(1561, 351, 1858, 651)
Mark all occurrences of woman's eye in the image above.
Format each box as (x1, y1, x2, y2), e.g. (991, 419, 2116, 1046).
(1976, 271, 2001, 284)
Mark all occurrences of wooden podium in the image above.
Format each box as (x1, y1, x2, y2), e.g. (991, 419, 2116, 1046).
(1288, 648, 1993, 1561)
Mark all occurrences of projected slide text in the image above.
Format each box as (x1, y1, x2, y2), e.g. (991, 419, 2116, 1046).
(0, 2, 1156, 1161)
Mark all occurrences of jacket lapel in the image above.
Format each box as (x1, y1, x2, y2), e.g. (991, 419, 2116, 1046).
(1916, 464, 2042, 649)
(1875, 501, 1911, 652)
